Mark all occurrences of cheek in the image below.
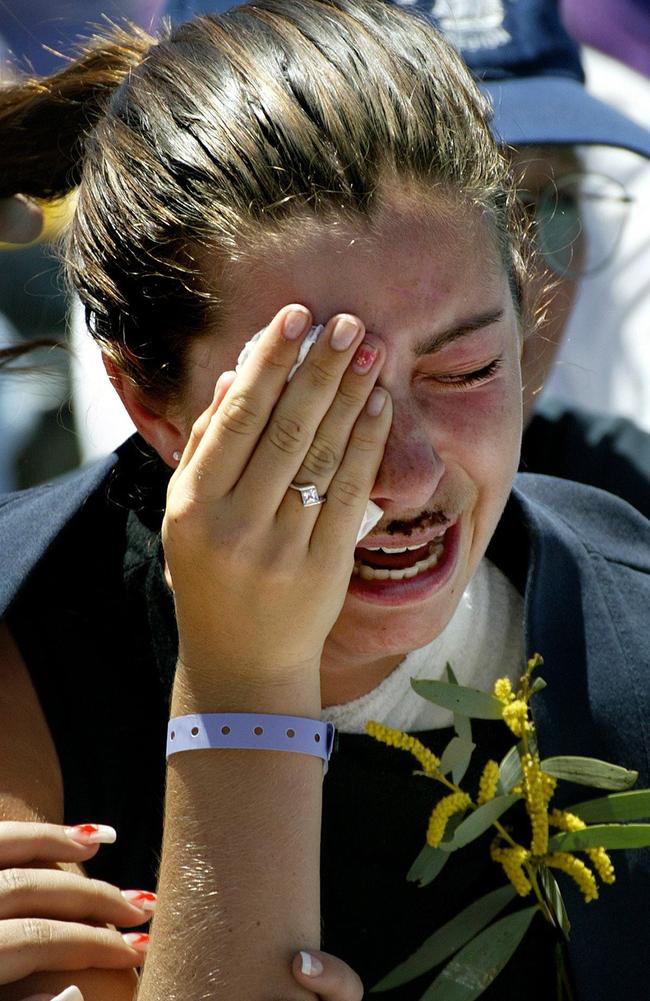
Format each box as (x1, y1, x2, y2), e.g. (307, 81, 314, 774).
(417, 375, 522, 479)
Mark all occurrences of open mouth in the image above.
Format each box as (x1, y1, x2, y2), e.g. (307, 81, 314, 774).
(348, 521, 460, 605)
(352, 537, 445, 581)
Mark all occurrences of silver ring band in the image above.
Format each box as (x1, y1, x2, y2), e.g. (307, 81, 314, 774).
(289, 482, 327, 507)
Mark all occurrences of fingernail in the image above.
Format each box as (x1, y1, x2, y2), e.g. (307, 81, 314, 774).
(64, 824, 117, 845)
(351, 339, 379, 374)
(123, 932, 150, 953)
(366, 387, 387, 417)
(52, 988, 84, 1001)
(331, 315, 360, 351)
(300, 951, 323, 977)
(121, 889, 157, 912)
(283, 308, 310, 340)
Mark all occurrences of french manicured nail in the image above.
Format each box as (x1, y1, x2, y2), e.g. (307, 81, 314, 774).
(122, 889, 157, 912)
(300, 951, 324, 977)
(366, 387, 387, 417)
(51, 987, 84, 1001)
(331, 315, 360, 351)
(352, 339, 379, 374)
(283, 308, 310, 340)
(123, 932, 150, 953)
(64, 824, 117, 845)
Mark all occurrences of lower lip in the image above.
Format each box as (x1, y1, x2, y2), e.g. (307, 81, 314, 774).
(347, 521, 461, 607)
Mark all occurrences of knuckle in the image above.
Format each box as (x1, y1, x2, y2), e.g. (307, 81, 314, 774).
(336, 383, 365, 410)
(351, 426, 383, 452)
(268, 414, 306, 455)
(219, 394, 261, 436)
(303, 437, 341, 478)
(330, 476, 365, 507)
(306, 358, 338, 390)
(0, 866, 31, 901)
(21, 916, 54, 950)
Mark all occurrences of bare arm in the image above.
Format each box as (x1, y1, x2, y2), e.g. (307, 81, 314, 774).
(137, 306, 389, 1001)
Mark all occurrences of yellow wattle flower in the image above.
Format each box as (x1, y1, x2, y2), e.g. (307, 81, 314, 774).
(365, 721, 440, 775)
(502, 699, 531, 737)
(477, 760, 500, 805)
(546, 851, 599, 902)
(522, 754, 554, 856)
(494, 677, 514, 704)
(427, 791, 471, 849)
(490, 842, 532, 897)
(550, 810, 616, 885)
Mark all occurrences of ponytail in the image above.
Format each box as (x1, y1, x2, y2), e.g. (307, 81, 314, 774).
(0, 24, 154, 200)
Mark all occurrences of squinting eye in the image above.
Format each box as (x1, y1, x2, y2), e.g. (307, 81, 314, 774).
(431, 358, 502, 389)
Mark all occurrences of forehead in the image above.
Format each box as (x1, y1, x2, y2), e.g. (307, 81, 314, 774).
(221, 190, 508, 339)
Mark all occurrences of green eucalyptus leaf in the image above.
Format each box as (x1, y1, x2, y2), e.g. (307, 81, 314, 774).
(549, 823, 650, 851)
(568, 789, 650, 823)
(496, 744, 522, 796)
(529, 676, 547, 695)
(438, 794, 520, 853)
(444, 664, 474, 748)
(439, 736, 476, 780)
(541, 756, 638, 790)
(411, 679, 503, 720)
(418, 906, 538, 1001)
(370, 885, 517, 991)
(407, 843, 449, 887)
(539, 867, 571, 940)
(445, 663, 460, 684)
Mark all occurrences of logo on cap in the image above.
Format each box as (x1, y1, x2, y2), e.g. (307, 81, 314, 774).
(424, 0, 512, 51)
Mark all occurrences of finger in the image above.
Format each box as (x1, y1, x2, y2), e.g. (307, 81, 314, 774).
(312, 386, 392, 558)
(0, 920, 147, 983)
(0, 822, 115, 867)
(173, 369, 237, 477)
(21, 987, 84, 1001)
(0, 868, 155, 925)
(276, 334, 385, 530)
(234, 313, 367, 514)
(181, 304, 314, 500)
(0, 195, 44, 244)
(292, 950, 364, 1001)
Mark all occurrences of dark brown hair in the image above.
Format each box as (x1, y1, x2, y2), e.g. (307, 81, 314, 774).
(0, 0, 527, 404)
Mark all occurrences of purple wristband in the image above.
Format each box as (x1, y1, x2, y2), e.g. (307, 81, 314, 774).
(167, 713, 336, 773)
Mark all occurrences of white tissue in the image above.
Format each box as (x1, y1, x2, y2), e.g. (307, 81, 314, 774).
(235, 324, 384, 543)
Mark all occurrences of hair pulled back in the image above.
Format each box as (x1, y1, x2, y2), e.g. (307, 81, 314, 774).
(0, 0, 525, 402)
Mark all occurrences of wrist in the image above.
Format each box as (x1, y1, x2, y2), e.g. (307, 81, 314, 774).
(171, 658, 323, 718)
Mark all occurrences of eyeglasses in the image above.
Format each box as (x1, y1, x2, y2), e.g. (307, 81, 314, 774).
(518, 171, 634, 279)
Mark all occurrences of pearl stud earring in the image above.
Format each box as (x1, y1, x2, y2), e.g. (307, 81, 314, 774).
(172, 451, 182, 462)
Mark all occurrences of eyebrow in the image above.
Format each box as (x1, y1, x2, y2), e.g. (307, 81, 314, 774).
(413, 308, 505, 357)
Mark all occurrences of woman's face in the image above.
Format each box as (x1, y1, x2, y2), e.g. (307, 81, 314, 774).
(182, 192, 523, 680)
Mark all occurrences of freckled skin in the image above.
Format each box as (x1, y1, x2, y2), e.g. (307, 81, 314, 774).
(183, 190, 523, 705)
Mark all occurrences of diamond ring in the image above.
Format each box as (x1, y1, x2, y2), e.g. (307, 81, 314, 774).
(289, 482, 327, 507)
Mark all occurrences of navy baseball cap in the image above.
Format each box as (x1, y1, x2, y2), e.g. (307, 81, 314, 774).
(420, 0, 650, 159)
(163, 0, 650, 160)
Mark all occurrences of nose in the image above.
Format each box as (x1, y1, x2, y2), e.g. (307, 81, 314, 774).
(370, 404, 445, 512)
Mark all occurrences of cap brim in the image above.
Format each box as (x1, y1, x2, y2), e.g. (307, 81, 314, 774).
(481, 77, 650, 159)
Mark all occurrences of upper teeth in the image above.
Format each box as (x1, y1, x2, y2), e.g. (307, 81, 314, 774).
(362, 544, 426, 553)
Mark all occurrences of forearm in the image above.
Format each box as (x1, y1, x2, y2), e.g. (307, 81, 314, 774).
(137, 663, 324, 1001)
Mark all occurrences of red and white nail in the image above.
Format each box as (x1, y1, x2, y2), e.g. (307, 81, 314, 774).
(122, 889, 157, 912)
(123, 932, 150, 953)
(64, 823, 117, 845)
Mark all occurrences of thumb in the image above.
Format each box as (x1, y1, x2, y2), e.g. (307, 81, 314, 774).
(292, 950, 364, 1001)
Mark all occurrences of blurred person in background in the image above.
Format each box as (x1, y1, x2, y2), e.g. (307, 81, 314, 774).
(0, 2, 166, 489)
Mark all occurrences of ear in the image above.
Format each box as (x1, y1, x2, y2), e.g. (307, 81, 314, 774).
(103, 355, 185, 467)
